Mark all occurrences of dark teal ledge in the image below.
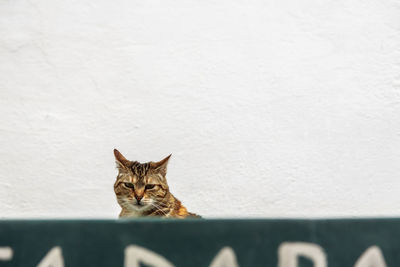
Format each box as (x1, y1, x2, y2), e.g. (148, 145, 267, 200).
(0, 218, 399, 266)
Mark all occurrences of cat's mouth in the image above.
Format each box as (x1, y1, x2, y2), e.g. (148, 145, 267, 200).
(120, 198, 152, 211)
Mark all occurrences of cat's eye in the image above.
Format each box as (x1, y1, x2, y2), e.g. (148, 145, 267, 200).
(124, 182, 135, 189)
(145, 184, 156, 190)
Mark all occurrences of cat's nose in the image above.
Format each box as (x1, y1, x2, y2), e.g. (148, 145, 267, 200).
(135, 195, 143, 203)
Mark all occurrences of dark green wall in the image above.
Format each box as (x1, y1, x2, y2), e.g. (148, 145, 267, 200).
(0, 219, 398, 266)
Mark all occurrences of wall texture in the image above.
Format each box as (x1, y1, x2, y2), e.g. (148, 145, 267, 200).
(0, 0, 400, 218)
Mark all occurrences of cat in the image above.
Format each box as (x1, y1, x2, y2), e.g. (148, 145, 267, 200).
(113, 149, 200, 218)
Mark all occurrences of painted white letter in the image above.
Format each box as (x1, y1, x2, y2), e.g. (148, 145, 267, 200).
(0, 247, 13, 261)
(209, 247, 239, 267)
(124, 245, 174, 267)
(354, 246, 387, 267)
(37, 246, 64, 267)
(278, 242, 327, 267)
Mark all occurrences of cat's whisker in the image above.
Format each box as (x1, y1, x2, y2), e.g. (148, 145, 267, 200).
(150, 203, 168, 216)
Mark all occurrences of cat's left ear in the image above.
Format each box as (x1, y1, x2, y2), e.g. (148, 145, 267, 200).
(151, 154, 171, 177)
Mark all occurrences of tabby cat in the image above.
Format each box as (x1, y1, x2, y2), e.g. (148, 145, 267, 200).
(113, 149, 200, 218)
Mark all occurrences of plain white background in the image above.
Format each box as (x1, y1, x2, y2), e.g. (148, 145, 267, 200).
(0, 0, 399, 218)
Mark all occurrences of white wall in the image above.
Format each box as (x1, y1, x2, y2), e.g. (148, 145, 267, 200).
(0, 0, 399, 218)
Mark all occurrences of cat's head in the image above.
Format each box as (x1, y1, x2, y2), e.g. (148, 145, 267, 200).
(113, 149, 171, 213)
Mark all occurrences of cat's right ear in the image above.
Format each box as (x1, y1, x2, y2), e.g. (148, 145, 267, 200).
(114, 149, 129, 170)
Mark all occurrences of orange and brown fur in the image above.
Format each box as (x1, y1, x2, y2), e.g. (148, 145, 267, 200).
(113, 149, 200, 218)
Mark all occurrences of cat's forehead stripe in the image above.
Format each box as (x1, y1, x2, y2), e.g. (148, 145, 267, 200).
(131, 162, 150, 177)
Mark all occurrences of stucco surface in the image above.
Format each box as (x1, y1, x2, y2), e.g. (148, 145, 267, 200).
(0, 0, 400, 218)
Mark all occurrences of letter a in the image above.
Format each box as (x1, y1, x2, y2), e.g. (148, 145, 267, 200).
(37, 247, 64, 267)
(0, 247, 13, 261)
(124, 245, 174, 267)
(278, 242, 327, 267)
(354, 246, 387, 267)
(209, 247, 239, 267)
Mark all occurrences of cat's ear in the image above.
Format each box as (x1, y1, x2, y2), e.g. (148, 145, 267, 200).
(114, 149, 130, 170)
(151, 154, 171, 177)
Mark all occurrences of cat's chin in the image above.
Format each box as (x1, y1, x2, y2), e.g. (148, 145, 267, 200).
(129, 204, 151, 211)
